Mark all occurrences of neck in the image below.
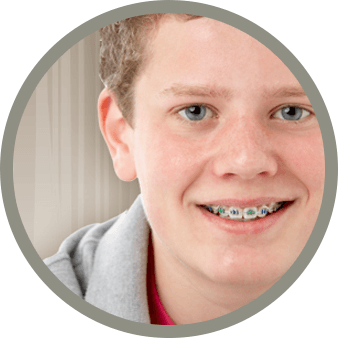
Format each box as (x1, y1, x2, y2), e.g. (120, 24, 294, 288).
(152, 232, 279, 325)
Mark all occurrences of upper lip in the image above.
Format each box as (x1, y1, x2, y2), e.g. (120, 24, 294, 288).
(200, 197, 295, 208)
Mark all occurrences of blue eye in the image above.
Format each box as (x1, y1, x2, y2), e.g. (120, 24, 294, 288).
(274, 106, 310, 121)
(178, 105, 212, 121)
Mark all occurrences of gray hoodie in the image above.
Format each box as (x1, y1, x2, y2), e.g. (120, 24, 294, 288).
(44, 195, 151, 324)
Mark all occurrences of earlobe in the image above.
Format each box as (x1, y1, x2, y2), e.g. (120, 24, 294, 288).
(98, 88, 137, 181)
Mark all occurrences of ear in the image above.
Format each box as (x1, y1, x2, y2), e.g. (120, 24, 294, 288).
(98, 87, 137, 181)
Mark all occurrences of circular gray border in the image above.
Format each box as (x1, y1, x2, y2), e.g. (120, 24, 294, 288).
(1, 1, 337, 337)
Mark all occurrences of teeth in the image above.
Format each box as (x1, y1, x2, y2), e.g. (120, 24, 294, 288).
(203, 202, 285, 221)
(211, 205, 220, 214)
(243, 207, 257, 220)
(257, 205, 270, 217)
(229, 207, 243, 219)
(268, 202, 283, 213)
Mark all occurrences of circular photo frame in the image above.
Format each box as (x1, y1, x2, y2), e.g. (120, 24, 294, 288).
(1, 1, 337, 337)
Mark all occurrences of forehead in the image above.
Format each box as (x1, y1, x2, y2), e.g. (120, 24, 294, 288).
(138, 17, 300, 98)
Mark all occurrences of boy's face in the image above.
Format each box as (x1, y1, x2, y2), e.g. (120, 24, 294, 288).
(120, 18, 324, 285)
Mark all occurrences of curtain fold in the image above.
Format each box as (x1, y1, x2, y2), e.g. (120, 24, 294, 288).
(13, 31, 141, 260)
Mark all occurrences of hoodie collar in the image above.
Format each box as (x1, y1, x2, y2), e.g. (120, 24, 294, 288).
(85, 195, 151, 324)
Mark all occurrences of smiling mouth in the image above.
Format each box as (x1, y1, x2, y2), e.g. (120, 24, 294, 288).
(200, 201, 292, 222)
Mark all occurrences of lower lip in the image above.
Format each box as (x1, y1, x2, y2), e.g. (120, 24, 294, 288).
(198, 202, 293, 235)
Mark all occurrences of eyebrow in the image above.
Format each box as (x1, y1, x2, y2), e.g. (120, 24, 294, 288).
(265, 86, 307, 99)
(158, 83, 307, 100)
(158, 84, 233, 99)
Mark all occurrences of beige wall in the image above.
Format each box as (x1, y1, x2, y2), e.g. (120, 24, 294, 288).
(13, 31, 140, 260)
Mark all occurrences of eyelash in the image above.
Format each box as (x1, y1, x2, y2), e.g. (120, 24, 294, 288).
(176, 104, 218, 125)
(271, 105, 312, 124)
(175, 104, 313, 125)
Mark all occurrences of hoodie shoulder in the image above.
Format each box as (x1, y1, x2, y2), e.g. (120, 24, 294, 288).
(44, 213, 124, 297)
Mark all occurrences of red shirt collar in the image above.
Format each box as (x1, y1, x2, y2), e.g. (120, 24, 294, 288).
(147, 233, 175, 325)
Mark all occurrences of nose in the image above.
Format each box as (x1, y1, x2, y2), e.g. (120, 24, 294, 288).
(212, 117, 278, 180)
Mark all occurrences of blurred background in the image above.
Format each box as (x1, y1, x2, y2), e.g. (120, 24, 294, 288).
(13, 31, 140, 260)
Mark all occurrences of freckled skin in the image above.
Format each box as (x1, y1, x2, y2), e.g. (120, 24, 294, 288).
(102, 17, 325, 323)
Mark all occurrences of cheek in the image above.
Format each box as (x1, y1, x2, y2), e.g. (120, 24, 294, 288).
(134, 126, 208, 191)
(279, 131, 325, 192)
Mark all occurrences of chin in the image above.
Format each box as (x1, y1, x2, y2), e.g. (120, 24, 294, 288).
(201, 250, 296, 287)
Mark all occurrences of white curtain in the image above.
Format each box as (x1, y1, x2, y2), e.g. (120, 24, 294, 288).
(13, 31, 140, 260)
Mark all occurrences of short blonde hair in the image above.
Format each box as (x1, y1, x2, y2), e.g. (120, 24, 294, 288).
(99, 14, 202, 126)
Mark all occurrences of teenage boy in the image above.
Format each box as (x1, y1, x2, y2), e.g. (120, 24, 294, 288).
(45, 14, 324, 325)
